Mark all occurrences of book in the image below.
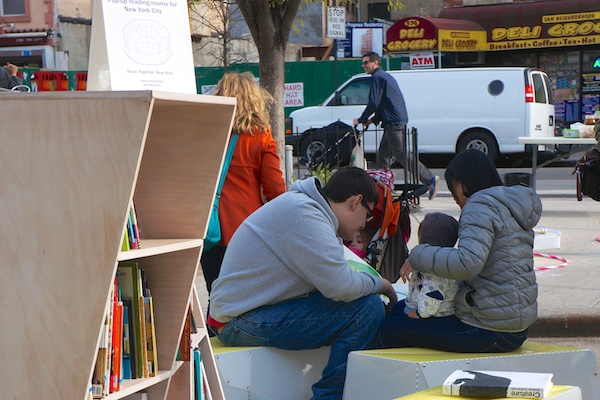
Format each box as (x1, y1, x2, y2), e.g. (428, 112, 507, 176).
(193, 348, 203, 400)
(122, 298, 137, 379)
(139, 292, 149, 378)
(126, 211, 137, 249)
(144, 295, 158, 376)
(121, 228, 130, 251)
(130, 200, 141, 249)
(178, 306, 192, 362)
(442, 369, 554, 399)
(121, 302, 132, 380)
(91, 319, 110, 398)
(117, 262, 145, 378)
(344, 245, 381, 278)
(110, 300, 123, 392)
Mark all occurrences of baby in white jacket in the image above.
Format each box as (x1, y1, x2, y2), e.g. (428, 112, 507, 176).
(404, 212, 459, 319)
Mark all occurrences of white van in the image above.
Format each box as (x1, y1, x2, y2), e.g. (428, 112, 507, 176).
(286, 67, 555, 163)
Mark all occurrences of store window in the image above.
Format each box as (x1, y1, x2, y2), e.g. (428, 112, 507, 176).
(540, 51, 580, 123)
(582, 50, 600, 118)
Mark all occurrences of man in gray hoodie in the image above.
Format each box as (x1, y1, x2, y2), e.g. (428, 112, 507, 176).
(208, 166, 397, 400)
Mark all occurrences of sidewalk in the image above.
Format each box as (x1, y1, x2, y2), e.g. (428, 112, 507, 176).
(413, 186, 600, 339)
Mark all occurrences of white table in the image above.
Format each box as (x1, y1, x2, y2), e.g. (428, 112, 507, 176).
(517, 137, 596, 190)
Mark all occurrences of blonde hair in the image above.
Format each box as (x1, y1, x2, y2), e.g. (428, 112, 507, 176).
(214, 72, 274, 134)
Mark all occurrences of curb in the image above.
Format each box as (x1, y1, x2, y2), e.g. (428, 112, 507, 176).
(529, 312, 600, 338)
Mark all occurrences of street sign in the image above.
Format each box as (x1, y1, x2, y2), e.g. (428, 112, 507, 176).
(327, 7, 346, 39)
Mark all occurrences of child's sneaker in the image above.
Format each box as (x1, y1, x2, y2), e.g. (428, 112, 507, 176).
(428, 176, 440, 200)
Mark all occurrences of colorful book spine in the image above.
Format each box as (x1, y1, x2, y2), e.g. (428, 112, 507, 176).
(139, 293, 149, 378)
(144, 296, 158, 376)
(130, 200, 141, 249)
(127, 211, 136, 250)
(110, 301, 123, 392)
(193, 348, 203, 400)
(91, 319, 109, 398)
(121, 302, 132, 380)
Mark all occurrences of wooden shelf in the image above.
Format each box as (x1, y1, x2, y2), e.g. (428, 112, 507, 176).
(118, 239, 203, 261)
(0, 90, 233, 399)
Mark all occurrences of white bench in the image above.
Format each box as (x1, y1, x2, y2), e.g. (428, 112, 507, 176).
(210, 337, 330, 400)
(210, 339, 599, 400)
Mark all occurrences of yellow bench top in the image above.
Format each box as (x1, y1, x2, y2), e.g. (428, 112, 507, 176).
(355, 341, 584, 362)
(393, 385, 580, 399)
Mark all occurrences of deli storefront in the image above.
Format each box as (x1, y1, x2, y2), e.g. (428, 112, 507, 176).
(438, 0, 600, 124)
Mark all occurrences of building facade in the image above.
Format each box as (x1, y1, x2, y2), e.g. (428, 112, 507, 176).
(438, 0, 600, 123)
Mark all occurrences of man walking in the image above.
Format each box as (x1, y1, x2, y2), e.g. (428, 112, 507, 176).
(353, 51, 439, 200)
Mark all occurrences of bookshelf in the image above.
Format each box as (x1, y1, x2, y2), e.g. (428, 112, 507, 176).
(0, 90, 235, 399)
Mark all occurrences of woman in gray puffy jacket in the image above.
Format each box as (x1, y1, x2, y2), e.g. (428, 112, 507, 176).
(376, 149, 542, 352)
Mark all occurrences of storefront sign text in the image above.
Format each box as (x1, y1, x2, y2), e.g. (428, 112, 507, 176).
(487, 10, 600, 50)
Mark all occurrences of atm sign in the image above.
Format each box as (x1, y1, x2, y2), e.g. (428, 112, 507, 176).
(410, 52, 435, 69)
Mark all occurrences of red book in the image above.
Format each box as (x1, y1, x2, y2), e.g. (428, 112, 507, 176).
(110, 301, 123, 392)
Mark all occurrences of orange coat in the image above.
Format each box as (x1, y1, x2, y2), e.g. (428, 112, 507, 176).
(219, 127, 286, 245)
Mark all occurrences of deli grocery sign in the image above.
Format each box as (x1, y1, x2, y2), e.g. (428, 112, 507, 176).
(439, 0, 600, 51)
(386, 17, 487, 52)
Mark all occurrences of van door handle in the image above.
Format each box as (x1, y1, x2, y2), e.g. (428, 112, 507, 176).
(549, 116, 554, 126)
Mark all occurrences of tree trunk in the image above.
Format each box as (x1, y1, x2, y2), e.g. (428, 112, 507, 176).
(257, 42, 286, 169)
(237, 0, 301, 172)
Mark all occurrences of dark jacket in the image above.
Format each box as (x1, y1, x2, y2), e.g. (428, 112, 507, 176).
(358, 67, 408, 127)
(409, 185, 542, 332)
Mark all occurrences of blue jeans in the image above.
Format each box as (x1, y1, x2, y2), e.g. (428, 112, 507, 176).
(214, 291, 385, 400)
(376, 300, 528, 353)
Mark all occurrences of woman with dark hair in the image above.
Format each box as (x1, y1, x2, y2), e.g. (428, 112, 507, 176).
(376, 149, 542, 353)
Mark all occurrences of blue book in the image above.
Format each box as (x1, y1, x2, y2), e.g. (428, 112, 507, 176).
(194, 348, 203, 400)
(122, 303, 132, 380)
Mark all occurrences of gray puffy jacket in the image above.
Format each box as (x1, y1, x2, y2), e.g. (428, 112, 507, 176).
(409, 185, 542, 332)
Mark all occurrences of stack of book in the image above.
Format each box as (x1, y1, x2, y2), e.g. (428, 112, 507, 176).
(442, 369, 554, 399)
(90, 261, 158, 398)
(121, 201, 141, 251)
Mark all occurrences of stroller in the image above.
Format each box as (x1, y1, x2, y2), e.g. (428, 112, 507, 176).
(298, 121, 363, 176)
(363, 169, 427, 283)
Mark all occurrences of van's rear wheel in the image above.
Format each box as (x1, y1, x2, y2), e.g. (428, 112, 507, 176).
(457, 131, 498, 162)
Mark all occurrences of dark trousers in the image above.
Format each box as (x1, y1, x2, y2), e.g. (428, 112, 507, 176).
(200, 244, 227, 293)
(376, 124, 434, 185)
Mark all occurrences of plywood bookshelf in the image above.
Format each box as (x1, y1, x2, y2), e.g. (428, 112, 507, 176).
(0, 90, 234, 399)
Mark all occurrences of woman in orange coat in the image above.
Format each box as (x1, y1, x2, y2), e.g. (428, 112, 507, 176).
(201, 72, 286, 293)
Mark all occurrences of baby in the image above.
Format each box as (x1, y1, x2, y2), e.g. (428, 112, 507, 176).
(404, 212, 459, 319)
(348, 226, 377, 261)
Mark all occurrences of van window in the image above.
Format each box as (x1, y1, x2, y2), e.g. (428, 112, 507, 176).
(331, 79, 370, 106)
(532, 74, 547, 104)
(542, 74, 554, 104)
(488, 80, 504, 96)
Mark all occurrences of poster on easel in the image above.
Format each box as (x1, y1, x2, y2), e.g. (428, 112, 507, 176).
(87, 0, 196, 93)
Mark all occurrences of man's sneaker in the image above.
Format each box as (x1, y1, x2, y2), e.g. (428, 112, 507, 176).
(428, 176, 440, 200)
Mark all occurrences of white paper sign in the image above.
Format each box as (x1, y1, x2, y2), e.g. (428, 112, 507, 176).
(284, 82, 304, 107)
(327, 7, 346, 39)
(409, 52, 435, 69)
(87, 0, 196, 93)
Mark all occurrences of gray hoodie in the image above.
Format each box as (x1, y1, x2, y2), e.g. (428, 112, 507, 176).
(209, 177, 382, 323)
(409, 185, 542, 332)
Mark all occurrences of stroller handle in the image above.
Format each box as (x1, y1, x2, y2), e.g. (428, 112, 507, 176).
(394, 183, 428, 201)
